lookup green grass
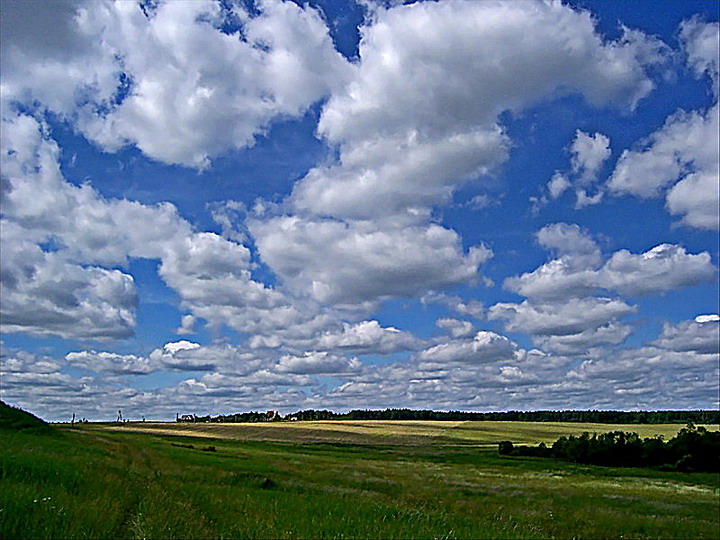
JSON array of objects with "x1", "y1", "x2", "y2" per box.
[
  {"x1": 0, "y1": 401, "x2": 54, "y2": 433},
  {"x1": 2, "y1": 421, "x2": 719, "y2": 539}
]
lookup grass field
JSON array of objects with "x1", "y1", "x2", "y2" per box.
[
  {"x1": 97, "y1": 419, "x2": 714, "y2": 446},
  {"x1": 2, "y1": 420, "x2": 719, "y2": 539}
]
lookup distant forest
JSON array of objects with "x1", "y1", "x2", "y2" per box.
[{"x1": 188, "y1": 408, "x2": 720, "y2": 424}]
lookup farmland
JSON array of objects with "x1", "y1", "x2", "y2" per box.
[
  {"x1": 2, "y1": 419, "x2": 719, "y2": 539},
  {"x1": 98, "y1": 419, "x2": 708, "y2": 446}
]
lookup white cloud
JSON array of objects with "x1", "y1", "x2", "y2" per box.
[
  {"x1": 547, "y1": 172, "x2": 571, "y2": 200},
  {"x1": 292, "y1": 1, "x2": 662, "y2": 222},
  {"x1": 607, "y1": 20, "x2": 719, "y2": 230},
  {"x1": 290, "y1": 127, "x2": 509, "y2": 220},
  {"x1": 1, "y1": 222, "x2": 137, "y2": 340},
  {"x1": 599, "y1": 244, "x2": 716, "y2": 297},
  {"x1": 276, "y1": 351, "x2": 361, "y2": 375},
  {"x1": 498, "y1": 223, "x2": 715, "y2": 355},
  {"x1": 607, "y1": 105, "x2": 719, "y2": 200},
  {"x1": 421, "y1": 292, "x2": 485, "y2": 319},
  {"x1": 542, "y1": 131, "x2": 611, "y2": 209},
  {"x1": 65, "y1": 350, "x2": 156, "y2": 375},
  {"x1": 534, "y1": 322, "x2": 632, "y2": 355},
  {"x1": 1, "y1": 3, "x2": 716, "y2": 419},
  {"x1": 249, "y1": 1, "x2": 666, "y2": 309},
  {"x1": 570, "y1": 130, "x2": 611, "y2": 185},
  {"x1": 665, "y1": 168, "x2": 720, "y2": 230},
  {"x1": 313, "y1": 320, "x2": 420, "y2": 355},
  {"x1": 489, "y1": 297, "x2": 636, "y2": 337},
  {"x1": 0, "y1": 111, "x2": 330, "y2": 343},
  {"x1": 249, "y1": 216, "x2": 492, "y2": 307},
  {"x1": 535, "y1": 223, "x2": 601, "y2": 266},
  {"x1": 574, "y1": 188, "x2": 604, "y2": 209},
  {"x1": 418, "y1": 331, "x2": 517, "y2": 364},
  {"x1": 651, "y1": 316, "x2": 720, "y2": 354},
  {"x1": 2, "y1": 0, "x2": 351, "y2": 168},
  {"x1": 176, "y1": 314, "x2": 197, "y2": 335},
  {"x1": 435, "y1": 318, "x2": 476, "y2": 339},
  {"x1": 505, "y1": 224, "x2": 715, "y2": 301},
  {"x1": 1, "y1": 348, "x2": 62, "y2": 375},
  {"x1": 681, "y1": 18, "x2": 719, "y2": 94},
  {"x1": 145, "y1": 340, "x2": 273, "y2": 374}
]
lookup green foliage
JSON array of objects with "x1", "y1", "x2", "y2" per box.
[{"x1": 501, "y1": 424, "x2": 720, "y2": 472}]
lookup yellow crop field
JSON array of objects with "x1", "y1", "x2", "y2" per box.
[{"x1": 96, "y1": 420, "x2": 718, "y2": 446}]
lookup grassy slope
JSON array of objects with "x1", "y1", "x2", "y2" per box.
[
  {"x1": 1, "y1": 421, "x2": 719, "y2": 539},
  {"x1": 0, "y1": 401, "x2": 53, "y2": 433}
]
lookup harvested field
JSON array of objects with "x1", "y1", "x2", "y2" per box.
[{"x1": 96, "y1": 419, "x2": 716, "y2": 446}]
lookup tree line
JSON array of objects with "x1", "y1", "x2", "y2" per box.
[
  {"x1": 498, "y1": 424, "x2": 720, "y2": 472},
  {"x1": 192, "y1": 408, "x2": 720, "y2": 424}
]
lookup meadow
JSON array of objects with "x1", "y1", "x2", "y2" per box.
[{"x1": 2, "y1": 419, "x2": 719, "y2": 539}]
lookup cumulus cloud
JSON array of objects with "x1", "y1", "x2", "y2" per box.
[
  {"x1": 570, "y1": 130, "x2": 611, "y2": 208},
  {"x1": 547, "y1": 172, "x2": 571, "y2": 200},
  {"x1": 505, "y1": 224, "x2": 715, "y2": 301},
  {"x1": 148, "y1": 340, "x2": 216, "y2": 371},
  {"x1": 540, "y1": 130, "x2": 611, "y2": 210},
  {"x1": 0, "y1": 110, "x2": 332, "y2": 343},
  {"x1": 607, "y1": 105, "x2": 719, "y2": 225},
  {"x1": 276, "y1": 351, "x2": 361, "y2": 375},
  {"x1": 421, "y1": 292, "x2": 485, "y2": 319},
  {"x1": 249, "y1": 1, "x2": 666, "y2": 307},
  {"x1": 607, "y1": 19, "x2": 719, "y2": 230},
  {"x1": 0, "y1": 223, "x2": 138, "y2": 340},
  {"x1": 566, "y1": 317, "x2": 720, "y2": 393},
  {"x1": 1, "y1": 348, "x2": 62, "y2": 375},
  {"x1": 2, "y1": 0, "x2": 351, "y2": 168},
  {"x1": 651, "y1": 316, "x2": 720, "y2": 354},
  {"x1": 312, "y1": 320, "x2": 420, "y2": 355},
  {"x1": 176, "y1": 314, "x2": 197, "y2": 335},
  {"x1": 287, "y1": 1, "x2": 663, "y2": 220},
  {"x1": 65, "y1": 350, "x2": 156, "y2": 375},
  {"x1": 571, "y1": 131, "x2": 612, "y2": 184},
  {"x1": 496, "y1": 223, "x2": 715, "y2": 354},
  {"x1": 1, "y1": 3, "x2": 715, "y2": 419},
  {"x1": 435, "y1": 318, "x2": 476, "y2": 339},
  {"x1": 534, "y1": 323, "x2": 633, "y2": 355},
  {"x1": 249, "y1": 216, "x2": 492, "y2": 307},
  {"x1": 536, "y1": 223, "x2": 601, "y2": 266},
  {"x1": 419, "y1": 331, "x2": 517, "y2": 364},
  {"x1": 681, "y1": 17, "x2": 719, "y2": 93},
  {"x1": 599, "y1": 244, "x2": 716, "y2": 296},
  {"x1": 489, "y1": 297, "x2": 636, "y2": 337}
]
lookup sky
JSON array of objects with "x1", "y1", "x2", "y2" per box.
[{"x1": 0, "y1": 0, "x2": 718, "y2": 422}]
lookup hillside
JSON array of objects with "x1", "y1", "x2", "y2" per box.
[{"x1": 0, "y1": 401, "x2": 53, "y2": 433}]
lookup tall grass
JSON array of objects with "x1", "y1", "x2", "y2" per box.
[{"x1": 2, "y1": 423, "x2": 718, "y2": 539}]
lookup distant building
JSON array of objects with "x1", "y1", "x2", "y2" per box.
[
  {"x1": 177, "y1": 414, "x2": 195, "y2": 422},
  {"x1": 265, "y1": 410, "x2": 279, "y2": 421}
]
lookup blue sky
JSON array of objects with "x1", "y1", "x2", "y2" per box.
[{"x1": 1, "y1": 0, "x2": 718, "y2": 421}]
